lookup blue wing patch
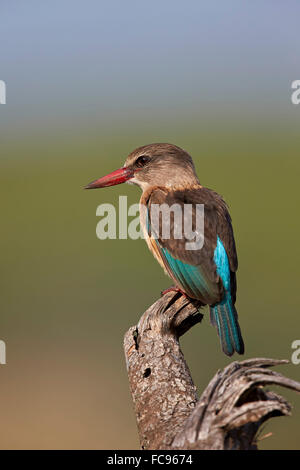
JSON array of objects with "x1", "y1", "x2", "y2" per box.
[
  {"x1": 159, "y1": 244, "x2": 214, "y2": 299},
  {"x1": 213, "y1": 236, "x2": 231, "y2": 291},
  {"x1": 210, "y1": 236, "x2": 244, "y2": 355}
]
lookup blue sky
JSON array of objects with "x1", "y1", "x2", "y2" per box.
[{"x1": 0, "y1": 1, "x2": 299, "y2": 136}]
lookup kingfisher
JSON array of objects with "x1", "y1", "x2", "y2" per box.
[{"x1": 85, "y1": 143, "x2": 244, "y2": 356}]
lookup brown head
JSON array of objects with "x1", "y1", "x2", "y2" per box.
[{"x1": 85, "y1": 143, "x2": 200, "y2": 191}]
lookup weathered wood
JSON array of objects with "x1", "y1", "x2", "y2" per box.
[{"x1": 124, "y1": 292, "x2": 300, "y2": 450}]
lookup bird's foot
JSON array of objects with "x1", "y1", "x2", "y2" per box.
[{"x1": 161, "y1": 286, "x2": 188, "y2": 298}]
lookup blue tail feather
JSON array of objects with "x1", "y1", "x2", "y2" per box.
[{"x1": 210, "y1": 292, "x2": 244, "y2": 356}]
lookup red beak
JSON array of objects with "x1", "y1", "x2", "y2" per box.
[{"x1": 84, "y1": 166, "x2": 134, "y2": 189}]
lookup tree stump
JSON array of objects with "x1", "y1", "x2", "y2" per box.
[{"x1": 124, "y1": 291, "x2": 300, "y2": 450}]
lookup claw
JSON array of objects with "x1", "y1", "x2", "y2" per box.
[{"x1": 161, "y1": 286, "x2": 189, "y2": 298}]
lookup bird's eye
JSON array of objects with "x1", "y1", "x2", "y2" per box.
[{"x1": 135, "y1": 155, "x2": 150, "y2": 168}]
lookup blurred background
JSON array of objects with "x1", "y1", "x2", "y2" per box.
[{"x1": 0, "y1": 0, "x2": 299, "y2": 449}]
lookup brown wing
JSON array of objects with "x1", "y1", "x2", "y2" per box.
[{"x1": 144, "y1": 186, "x2": 238, "y2": 304}]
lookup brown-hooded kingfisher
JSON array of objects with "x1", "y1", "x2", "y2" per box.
[{"x1": 85, "y1": 143, "x2": 244, "y2": 357}]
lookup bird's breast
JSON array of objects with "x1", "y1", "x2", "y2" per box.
[{"x1": 139, "y1": 195, "x2": 169, "y2": 275}]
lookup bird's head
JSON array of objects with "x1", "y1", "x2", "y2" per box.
[{"x1": 85, "y1": 143, "x2": 200, "y2": 191}]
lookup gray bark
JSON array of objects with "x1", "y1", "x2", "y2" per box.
[{"x1": 124, "y1": 291, "x2": 300, "y2": 450}]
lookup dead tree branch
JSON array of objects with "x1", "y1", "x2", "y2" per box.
[{"x1": 123, "y1": 291, "x2": 300, "y2": 450}]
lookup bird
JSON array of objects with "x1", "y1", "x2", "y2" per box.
[{"x1": 85, "y1": 143, "x2": 244, "y2": 356}]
